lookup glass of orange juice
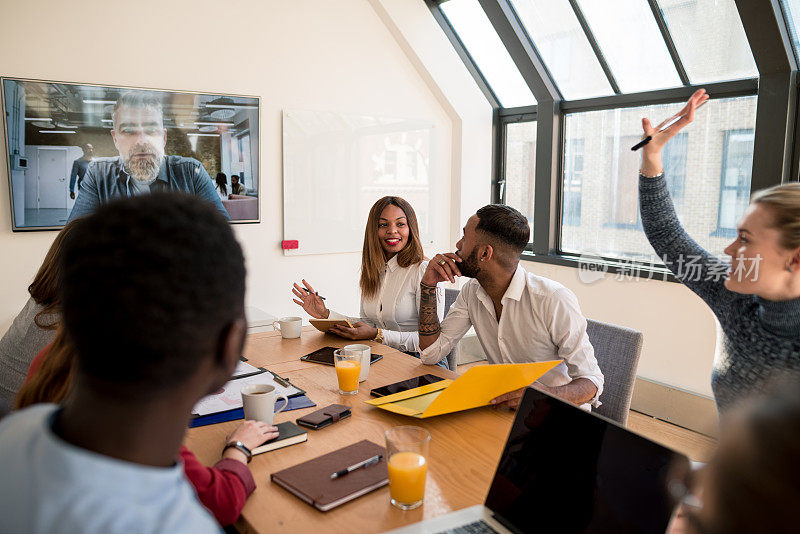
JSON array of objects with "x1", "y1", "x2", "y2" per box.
[
  {"x1": 334, "y1": 349, "x2": 361, "y2": 395},
  {"x1": 385, "y1": 426, "x2": 430, "y2": 510}
]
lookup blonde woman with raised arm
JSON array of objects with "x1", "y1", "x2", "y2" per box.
[{"x1": 639, "y1": 89, "x2": 800, "y2": 413}]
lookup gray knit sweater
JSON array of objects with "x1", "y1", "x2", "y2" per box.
[
  {"x1": 0, "y1": 298, "x2": 58, "y2": 408},
  {"x1": 640, "y1": 173, "x2": 800, "y2": 412}
]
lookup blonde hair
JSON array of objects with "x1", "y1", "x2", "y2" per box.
[
  {"x1": 751, "y1": 183, "x2": 800, "y2": 250},
  {"x1": 360, "y1": 197, "x2": 425, "y2": 298}
]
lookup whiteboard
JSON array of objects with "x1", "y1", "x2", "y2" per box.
[{"x1": 282, "y1": 109, "x2": 438, "y2": 256}]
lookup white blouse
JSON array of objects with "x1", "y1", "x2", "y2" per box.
[{"x1": 329, "y1": 256, "x2": 444, "y2": 354}]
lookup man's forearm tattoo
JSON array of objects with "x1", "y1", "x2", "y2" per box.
[{"x1": 419, "y1": 282, "x2": 441, "y2": 337}]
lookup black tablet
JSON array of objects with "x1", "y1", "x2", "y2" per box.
[
  {"x1": 300, "y1": 346, "x2": 383, "y2": 366},
  {"x1": 369, "y1": 374, "x2": 446, "y2": 397}
]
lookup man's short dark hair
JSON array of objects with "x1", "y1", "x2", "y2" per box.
[
  {"x1": 475, "y1": 204, "x2": 530, "y2": 253},
  {"x1": 60, "y1": 193, "x2": 245, "y2": 397},
  {"x1": 113, "y1": 91, "x2": 164, "y2": 128}
]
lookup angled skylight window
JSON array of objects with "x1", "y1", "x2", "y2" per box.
[
  {"x1": 509, "y1": 0, "x2": 614, "y2": 99},
  {"x1": 441, "y1": 0, "x2": 537, "y2": 107}
]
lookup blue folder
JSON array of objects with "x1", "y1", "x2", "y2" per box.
[{"x1": 190, "y1": 394, "x2": 316, "y2": 428}]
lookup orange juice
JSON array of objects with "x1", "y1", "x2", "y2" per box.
[
  {"x1": 335, "y1": 360, "x2": 361, "y2": 393},
  {"x1": 388, "y1": 452, "x2": 427, "y2": 505}
]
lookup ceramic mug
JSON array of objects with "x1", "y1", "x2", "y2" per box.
[
  {"x1": 241, "y1": 384, "x2": 289, "y2": 424},
  {"x1": 272, "y1": 316, "x2": 302, "y2": 339}
]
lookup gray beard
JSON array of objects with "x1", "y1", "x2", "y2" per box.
[{"x1": 124, "y1": 154, "x2": 161, "y2": 183}]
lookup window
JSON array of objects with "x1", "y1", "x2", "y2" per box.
[
  {"x1": 560, "y1": 96, "x2": 756, "y2": 263},
  {"x1": 605, "y1": 133, "x2": 687, "y2": 228},
  {"x1": 440, "y1": 0, "x2": 537, "y2": 107},
  {"x1": 562, "y1": 138, "x2": 584, "y2": 226},
  {"x1": 779, "y1": 0, "x2": 800, "y2": 60},
  {"x1": 429, "y1": 0, "x2": 780, "y2": 279},
  {"x1": 509, "y1": 0, "x2": 613, "y2": 99},
  {"x1": 575, "y1": 0, "x2": 682, "y2": 92},
  {"x1": 503, "y1": 120, "x2": 537, "y2": 226},
  {"x1": 659, "y1": 0, "x2": 757, "y2": 83},
  {"x1": 716, "y1": 129, "x2": 755, "y2": 234}
]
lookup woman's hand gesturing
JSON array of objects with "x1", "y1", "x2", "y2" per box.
[{"x1": 291, "y1": 279, "x2": 328, "y2": 319}]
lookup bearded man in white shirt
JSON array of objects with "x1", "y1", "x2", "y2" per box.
[{"x1": 418, "y1": 204, "x2": 603, "y2": 410}]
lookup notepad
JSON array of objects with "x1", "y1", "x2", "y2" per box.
[
  {"x1": 366, "y1": 361, "x2": 562, "y2": 418},
  {"x1": 271, "y1": 440, "x2": 388, "y2": 511},
  {"x1": 253, "y1": 421, "x2": 308, "y2": 455},
  {"x1": 309, "y1": 318, "x2": 353, "y2": 332}
]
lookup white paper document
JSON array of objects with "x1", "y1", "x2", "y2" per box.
[{"x1": 192, "y1": 370, "x2": 302, "y2": 416}]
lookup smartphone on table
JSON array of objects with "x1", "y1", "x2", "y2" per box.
[{"x1": 300, "y1": 346, "x2": 383, "y2": 366}]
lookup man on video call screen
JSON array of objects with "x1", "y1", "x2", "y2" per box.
[{"x1": 68, "y1": 91, "x2": 229, "y2": 221}]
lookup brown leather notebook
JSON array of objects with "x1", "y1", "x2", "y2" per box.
[{"x1": 270, "y1": 440, "x2": 388, "y2": 511}]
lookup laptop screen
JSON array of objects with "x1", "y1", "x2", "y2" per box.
[{"x1": 485, "y1": 389, "x2": 690, "y2": 534}]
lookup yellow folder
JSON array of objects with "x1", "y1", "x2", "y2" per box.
[{"x1": 365, "y1": 361, "x2": 561, "y2": 418}]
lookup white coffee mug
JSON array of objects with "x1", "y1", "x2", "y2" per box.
[
  {"x1": 272, "y1": 316, "x2": 302, "y2": 339},
  {"x1": 344, "y1": 343, "x2": 371, "y2": 382},
  {"x1": 241, "y1": 384, "x2": 289, "y2": 424}
]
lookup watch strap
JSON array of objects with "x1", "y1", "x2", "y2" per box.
[{"x1": 223, "y1": 440, "x2": 252, "y2": 463}]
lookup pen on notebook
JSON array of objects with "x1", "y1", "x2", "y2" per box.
[
  {"x1": 330, "y1": 454, "x2": 382, "y2": 479},
  {"x1": 631, "y1": 100, "x2": 707, "y2": 151}
]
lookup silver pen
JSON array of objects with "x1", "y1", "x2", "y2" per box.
[{"x1": 330, "y1": 454, "x2": 383, "y2": 479}]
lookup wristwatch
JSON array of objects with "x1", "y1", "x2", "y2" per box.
[
  {"x1": 222, "y1": 440, "x2": 252, "y2": 463},
  {"x1": 374, "y1": 328, "x2": 384, "y2": 344}
]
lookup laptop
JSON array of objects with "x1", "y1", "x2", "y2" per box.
[{"x1": 385, "y1": 388, "x2": 690, "y2": 534}]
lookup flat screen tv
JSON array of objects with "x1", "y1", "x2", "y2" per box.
[{"x1": 1, "y1": 77, "x2": 260, "y2": 230}]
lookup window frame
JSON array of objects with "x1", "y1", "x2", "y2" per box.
[
  {"x1": 427, "y1": 0, "x2": 797, "y2": 281},
  {"x1": 714, "y1": 128, "x2": 757, "y2": 237}
]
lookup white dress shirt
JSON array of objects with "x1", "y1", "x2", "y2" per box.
[
  {"x1": 420, "y1": 266, "x2": 604, "y2": 408},
  {"x1": 330, "y1": 256, "x2": 444, "y2": 354},
  {"x1": 0, "y1": 404, "x2": 220, "y2": 534}
]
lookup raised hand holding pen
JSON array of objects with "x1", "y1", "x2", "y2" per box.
[
  {"x1": 639, "y1": 89, "x2": 709, "y2": 178},
  {"x1": 291, "y1": 278, "x2": 329, "y2": 319}
]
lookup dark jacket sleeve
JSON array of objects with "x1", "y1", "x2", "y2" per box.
[
  {"x1": 67, "y1": 165, "x2": 100, "y2": 221},
  {"x1": 639, "y1": 173, "x2": 736, "y2": 316},
  {"x1": 69, "y1": 161, "x2": 79, "y2": 193},
  {"x1": 180, "y1": 446, "x2": 255, "y2": 526}
]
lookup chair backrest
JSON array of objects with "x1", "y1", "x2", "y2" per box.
[
  {"x1": 585, "y1": 319, "x2": 643, "y2": 426},
  {"x1": 442, "y1": 289, "x2": 461, "y2": 370}
]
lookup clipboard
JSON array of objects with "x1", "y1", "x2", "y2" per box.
[
  {"x1": 365, "y1": 361, "x2": 561, "y2": 418},
  {"x1": 192, "y1": 367, "x2": 306, "y2": 418}
]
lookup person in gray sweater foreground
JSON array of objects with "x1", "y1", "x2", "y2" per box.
[
  {"x1": 0, "y1": 222, "x2": 76, "y2": 407},
  {"x1": 639, "y1": 89, "x2": 800, "y2": 413}
]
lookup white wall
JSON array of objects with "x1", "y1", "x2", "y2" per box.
[
  {"x1": 0, "y1": 0, "x2": 455, "y2": 332},
  {"x1": 521, "y1": 262, "x2": 718, "y2": 397}
]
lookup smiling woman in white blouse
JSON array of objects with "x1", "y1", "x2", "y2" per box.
[{"x1": 292, "y1": 196, "x2": 448, "y2": 368}]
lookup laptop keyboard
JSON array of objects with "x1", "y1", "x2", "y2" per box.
[{"x1": 437, "y1": 520, "x2": 500, "y2": 534}]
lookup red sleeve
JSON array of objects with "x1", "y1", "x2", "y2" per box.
[
  {"x1": 25, "y1": 343, "x2": 52, "y2": 383},
  {"x1": 180, "y1": 446, "x2": 256, "y2": 526}
]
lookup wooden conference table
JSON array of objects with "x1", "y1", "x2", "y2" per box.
[{"x1": 184, "y1": 326, "x2": 515, "y2": 534}]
